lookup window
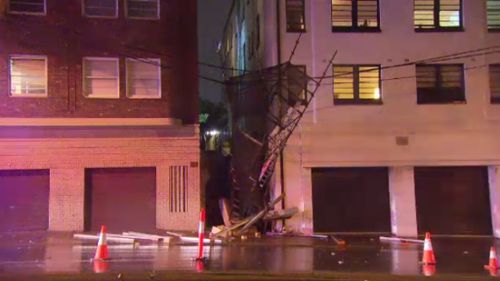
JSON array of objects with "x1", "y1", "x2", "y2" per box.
[
  {"x1": 82, "y1": 57, "x2": 119, "y2": 98},
  {"x1": 256, "y1": 15, "x2": 261, "y2": 50},
  {"x1": 332, "y1": 0, "x2": 379, "y2": 31},
  {"x1": 416, "y1": 64, "x2": 465, "y2": 104},
  {"x1": 490, "y1": 64, "x2": 500, "y2": 103},
  {"x1": 488, "y1": 0, "x2": 500, "y2": 30},
  {"x1": 333, "y1": 65, "x2": 381, "y2": 104},
  {"x1": 83, "y1": 0, "x2": 118, "y2": 18},
  {"x1": 286, "y1": 0, "x2": 306, "y2": 32},
  {"x1": 125, "y1": 0, "x2": 159, "y2": 19},
  {"x1": 414, "y1": 0, "x2": 462, "y2": 31},
  {"x1": 126, "y1": 58, "x2": 161, "y2": 99},
  {"x1": 10, "y1": 56, "x2": 47, "y2": 97},
  {"x1": 8, "y1": 0, "x2": 45, "y2": 14}
]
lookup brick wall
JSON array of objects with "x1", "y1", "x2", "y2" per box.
[
  {"x1": 0, "y1": 0, "x2": 198, "y2": 124},
  {"x1": 0, "y1": 125, "x2": 201, "y2": 232}
]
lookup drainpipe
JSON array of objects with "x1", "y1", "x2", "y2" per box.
[{"x1": 276, "y1": 0, "x2": 286, "y2": 224}]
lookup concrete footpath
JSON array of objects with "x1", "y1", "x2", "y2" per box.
[{"x1": 0, "y1": 232, "x2": 499, "y2": 280}]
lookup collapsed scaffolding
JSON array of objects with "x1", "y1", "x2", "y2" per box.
[{"x1": 219, "y1": 54, "x2": 336, "y2": 236}]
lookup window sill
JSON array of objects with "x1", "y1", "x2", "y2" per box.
[
  {"x1": 8, "y1": 11, "x2": 46, "y2": 16},
  {"x1": 127, "y1": 95, "x2": 162, "y2": 99},
  {"x1": 84, "y1": 95, "x2": 120, "y2": 99},
  {"x1": 332, "y1": 27, "x2": 381, "y2": 33},
  {"x1": 334, "y1": 99, "x2": 383, "y2": 105},
  {"x1": 83, "y1": 14, "x2": 119, "y2": 19},
  {"x1": 417, "y1": 100, "x2": 467, "y2": 105},
  {"x1": 414, "y1": 27, "x2": 464, "y2": 32},
  {"x1": 126, "y1": 16, "x2": 160, "y2": 21},
  {"x1": 287, "y1": 29, "x2": 306, "y2": 33},
  {"x1": 10, "y1": 93, "x2": 47, "y2": 98}
]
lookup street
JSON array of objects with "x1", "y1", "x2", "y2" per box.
[{"x1": 0, "y1": 232, "x2": 498, "y2": 280}]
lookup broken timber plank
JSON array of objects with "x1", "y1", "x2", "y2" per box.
[
  {"x1": 121, "y1": 232, "x2": 173, "y2": 243},
  {"x1": 73, "y1": 233, "x2": 136, "y2": 244},
  {"x1": 380, "y1": 236, "x2": 424, "y2": 244}
]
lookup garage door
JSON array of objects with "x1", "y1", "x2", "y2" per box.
[
  {"x1": 0, "y1": 170, "x2": 49, "y2": 232},
  {"x1": 312, "y1": 167, "x2": 391, "y2": 233},
  {"x1": 85, "y1": 168, "x2": 156, "y2": 232},
  {"x1": 415, "y1": 167, "x2": 492, "y2": 235}
]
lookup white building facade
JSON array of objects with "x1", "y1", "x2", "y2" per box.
[{"x1": 222, "y1": 0, "x2": 500, "y2": 238}]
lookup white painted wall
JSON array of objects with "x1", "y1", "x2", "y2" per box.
[{"x1": 274, "y1": 0, "x2": 500, "y2": 233}]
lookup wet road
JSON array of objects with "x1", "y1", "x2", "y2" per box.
[{"x1": 0, "y1": 232, "x2": 498, "y2": 280}]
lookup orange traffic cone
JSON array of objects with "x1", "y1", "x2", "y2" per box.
[
  {"x1": 484, "y1": 246, "x2": 499, "y2": 271},
  {"x1": 94, "y1": 225, "x2": 109, "y2": 261},
  {"x1": 421, "y1": 232, "x2": 436, "y2": 265},
  {"x1": 422, "y1": 265, "x2": 436, "y2": 276}
]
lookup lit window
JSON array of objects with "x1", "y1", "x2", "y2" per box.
[
  {"x1": 8, "y1": 0, "x2": 45, "y2": 14},
  {"x1": 126, "y1": 58, "x2": 161, "y2": 99},
  {"x1": 83, "y1": 57, "x2": 119, "y2": 98},
  {"x1": 126, "y1": 0, "x2": 159, "y2": 19},
  {"x1": 490, "y1": 64, "x2": 500, "y2": 103},
  {"x1": 333, "y1": 65, "x2": 382, "y2": 104},
  {"x1": 414, "y1": 0, "x2": 462, "y2": 31},
  {"x1": 416, "y1": 64, "x2": 465, "y2": 104},
  {"x1": 83, "y1": 0, "x2": 118, "y2": 18},
  {"x1": 10, "y1": 56, "x2": 47, "y2": 97},
  {"x1": 488, "y1": 0, "x2": 500, "y2": 30},
  {"x1": 286, "y1": 0, "x2": 306, "y2": 32},
  {"x1": 332, "y1": 0, "x2": 379, "y2": 31}
]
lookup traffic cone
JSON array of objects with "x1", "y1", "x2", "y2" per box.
[
  {"x1": 484, "y1": 246, "x2": 499, "y2": 271},
  {"x1": 421, "y1": 232, "x2": 436, "y2": 265},
  {"x1": 94, "y1": 225, "x2": 109, "y2": 261},
  {"x1": 195, "y1": 208, "x2": 207, "y2": 261},
  {"x1": 422, "y1": 265, "x2": 436, "y2": 276}
]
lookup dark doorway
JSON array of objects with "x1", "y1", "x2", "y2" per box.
[
  {"x1": 415, "y1": 166, "x2": 492, "y2": 235},
  {"x1": 312, "y1": 167, "x2": 391, "y2": 233},
  {"x1": 85, "y1": 167, "x2": 156, "y2": 232},
  {"x1": 0, "y1": 170, "x2": 49, "y2": 232}
]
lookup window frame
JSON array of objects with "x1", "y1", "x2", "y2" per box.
[
  {"x1": 414, "y1": 0, "x2": 464, "y2": 32},
  {"x1": 125, "y1": 58, "x2": 162, "y2": 99},
  {"x1": 82, "y1": 57, "x2": 120, "y2": 99},
  {"x1": 8, "y1": 0, "x2": 46, "y2": 15},
  {"x1": 82, "y1": 0, "x2": 119, "y2": 19},
  {"x1": 489, "y1": 64, "x2": 500, "y2": 104},
  {"x1": 487, "y1": 0, "x2": 500, "y2": 31},
  {"x1": 9, "y1": 55, "x2": 48, "y2": 98},
  {"x1": 331, "y1": 0, "x2": 381, "y2": 32},
  {"x1": 125, "y1": 0, "x2": 160, "y2": 20},
  {"x1": 332, "y1": 64, "x2": 383, "y2": 105},
  {"x1": 416, "y1": 64, "x2": 466, "y2": 105},
  {"x1": 286, "y1": 0, "x2": 306, "y2": 33}
]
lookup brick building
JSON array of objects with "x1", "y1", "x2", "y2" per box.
[{"x1": 0, "y1": 0, "x2": 200, "y2": 232}]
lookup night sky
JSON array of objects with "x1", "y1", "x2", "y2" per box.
[{"x1": 198, "y1": 0, "x2": 232, "y2": 103}]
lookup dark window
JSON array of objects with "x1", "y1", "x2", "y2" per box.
[
  {"x1": 332, "y1": 0, "x2": 379, "y2": 32},
  {"x1": 416, "y1": 64, "x2": 465, "y2": 104},
  {"x1": 333, "y1": 65, "x2": 382, "y2": 105},
  {"x1": 490, "y1": 64, "x2": 500, "y2": 103},
  {"x1": 286, "y1": 0, "x2": 306, "y2": 32},
  {"x1": 9, "y1": 0, "x2": 45, "y2": 14},
  {"x1": 287, "y1": 65, "x2": 307, "y2": 105},
  {"x1": 256, "y1": 15, "x2": 261, "y2": 50},
  {"x1": 414, "y1": 0, "x2": 462, "y2": 31},
  {"x1": 126, "y1": 0, "x2": 159, "y2": 19},
  {"x1": 83, "y1": 0, "x2": 117, "y2": 18},
  {"x1": 488, "y1": 0, "x2": 500, "y2": 30}
]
